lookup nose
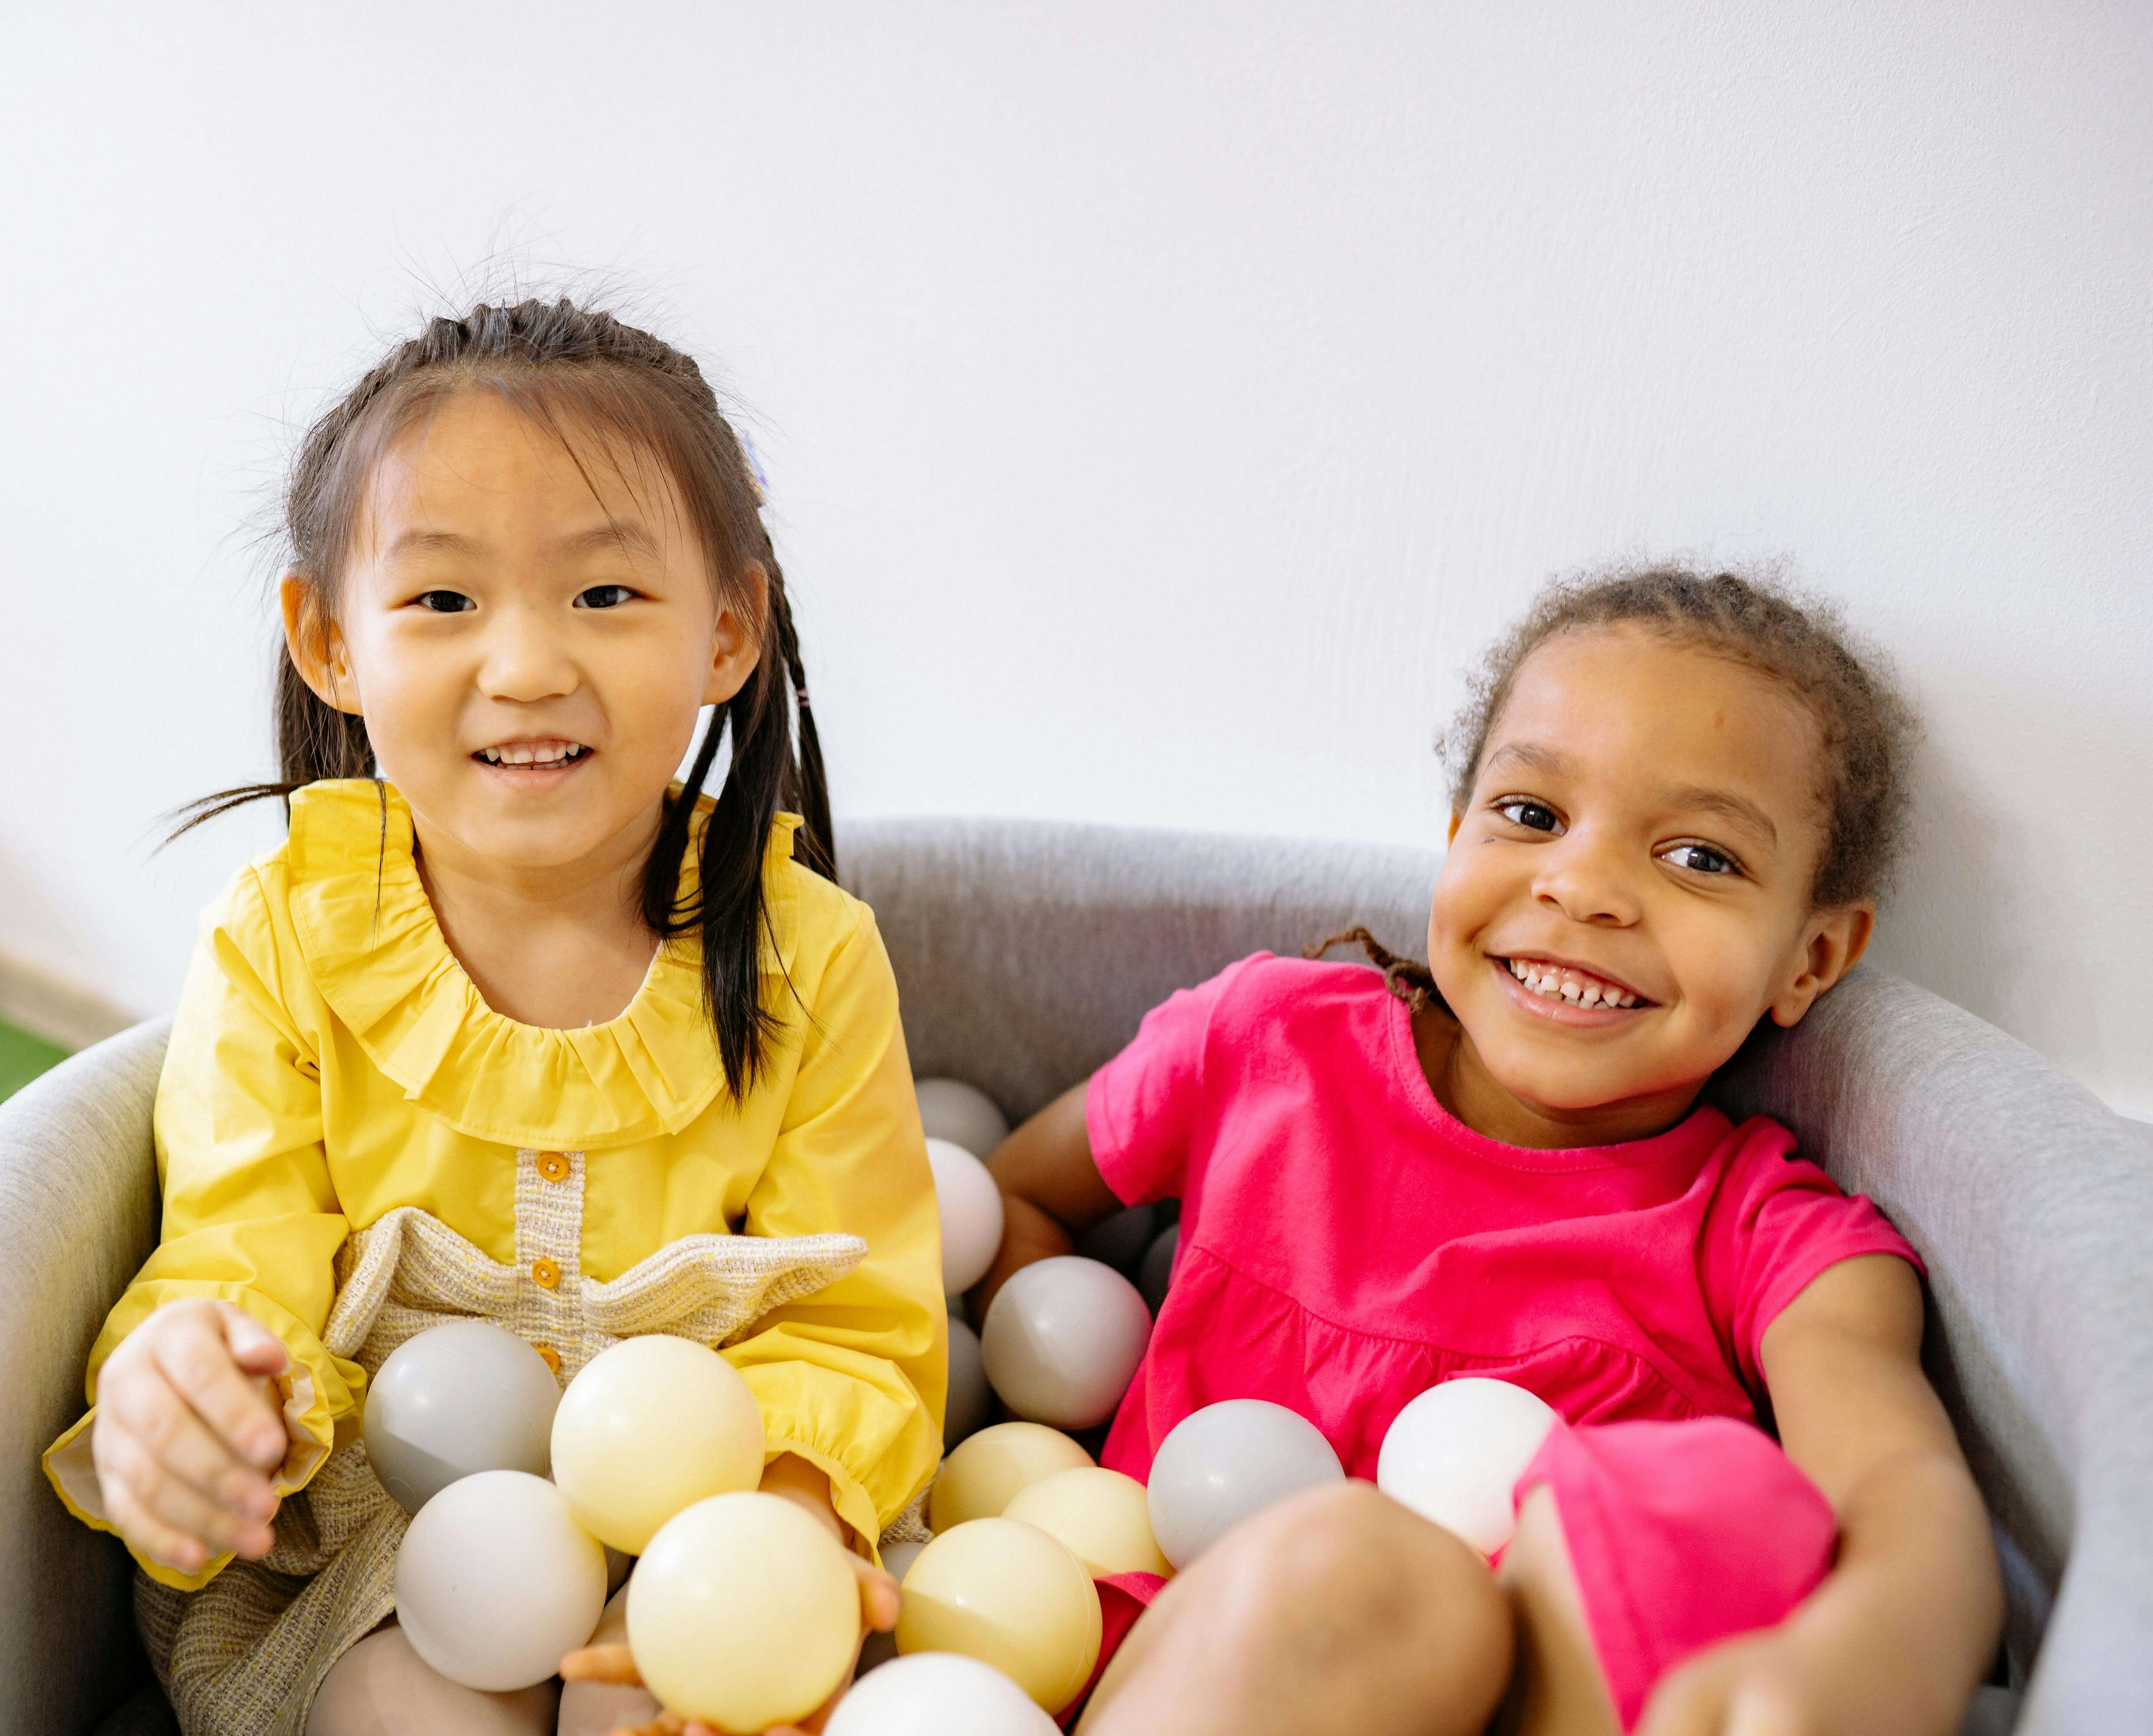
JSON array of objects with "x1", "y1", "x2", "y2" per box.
[
  {"x1": 1529, "y1": 826, "x2": 1641, "y2": 927},
  {"x1": 476, "y1": 602, "x2": 578, "y2": 704}
]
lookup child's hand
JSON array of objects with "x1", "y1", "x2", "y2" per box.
[
  {"x1": 1636, "y1": 1626, "x2": 1844, "y2": 1736},
  {"x1": 559, "y1": 1551, "x2": 901, "y2": 1736},
  {"x1": 89, "y1": 1298, "x2": 291, "y2": 1576}
]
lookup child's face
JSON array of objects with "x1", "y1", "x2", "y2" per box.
[
  {"x1": 1426, "y1": 628, "x2": 1871, "y2": 1140},
  {"x1": 286, "y1": 390, "x2": 760, "y2": 879}
]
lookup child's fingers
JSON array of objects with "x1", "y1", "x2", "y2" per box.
[
  {"x1": 150, "y1": 1307, "x2": 288, "y2": 1469},
  {"x1": 102, "y1": 1367, "x2": 278, "y2": 1520},
  {"x1": 99, "y1": 1424, "x2": 276, "y2": 1558},
  {"x1": 558, "y1": 1641, "x2": 642, "y2": 1685},
  {"x1": 849, "y1": 1557, "x2": 901, "y2": 1634},
  {"x1": 219, "y1": 1304, "x2": 292, "y2": 1377},
  {"x1": 101, "y1": 1478, "x2": 212, "y2": 1576}
]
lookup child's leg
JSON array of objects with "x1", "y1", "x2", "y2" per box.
[
  {"x1": 1075, "y1": 1482, "x2": 1511, "y2": 1736},
  {"x1": 1494, "y1": 1486, "x2": 1620, "y2": 1736},
  {"x1": 304, "y1": 1625, "x2": 559, "y2": 1736},
  {"x1": 556, "y1": 1586, "x2": 662, "y2": 1736}
]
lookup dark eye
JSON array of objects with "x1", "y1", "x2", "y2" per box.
[
  {"x1": 1495, "y1": 799, "x2": 1562, "y2": 834},
  {"x1": 575, "y1": 584, "x2": 636, "y2": 609},
  {"x1": 1661, "y1": 842, "x2": 1738, "y2": 875},
  {"x1": 414, "y1": 589, "x2": 474, "y2": 613}
]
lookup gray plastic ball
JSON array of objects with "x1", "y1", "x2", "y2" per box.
[
  {"x1": 1145, "y1": 1399, "x2": 1344, "y2": 1569},
  {"x1": 946, "y1": 1311, "x2": 992, "y2": 1450},
  {"x1": 1076, "y1": 1204, "x2": 1159, "y2": 1276},
  {"x1": 363, "y1": 1320, "x2": 562, "y2": 1513},
  {"x1": 1137, "y1": 1224, "x2": 1179, "y2": 1316},
  {"x1": 981, "y1": 1255, "x2": 1152, "y2": 1430},
  {"x1": 915, "y1": 1078, "x2": 1010, "y2": 1158}
]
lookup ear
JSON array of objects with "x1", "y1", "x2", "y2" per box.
[
  {"x1": 1447, "y1": 811, "x2": 1463, "y2": 845},
  {"x1": 703, "y1": 562, "x2": 769, "y2": 707},
  {"x1": 1767, "y1": 902, "x2": 1875, "y2": 1028},
  {"x1": 280, "y1": 575, "x2": 362, "y2": 715}
]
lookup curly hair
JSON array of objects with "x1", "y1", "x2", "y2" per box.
[{"x1": 1439, "y1": 565, "x2": 1921, "y2": 908}]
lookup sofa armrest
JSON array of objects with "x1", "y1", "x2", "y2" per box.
[
  {"x1": 1713, "y1": 969, "x2": 2153, "y2": 1735},
  {"x1": 0, "y1": 1019, "x2": 170, "y2": 1733}
]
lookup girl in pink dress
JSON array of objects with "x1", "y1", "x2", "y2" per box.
[{"x1": 977, "y1": 568, "x2": 2002, "y2": 1736}]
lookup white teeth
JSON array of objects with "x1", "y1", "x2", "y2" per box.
[
  {"x1": 1504, "y1": 959, "x2": 1641, "y2": 1009},
  {"x1": 1578, "y1": 985, "x2": 1601, "y2": 1007},
  {"x1": 481, "y1": 743, "x2": 583, "y2": 766}
]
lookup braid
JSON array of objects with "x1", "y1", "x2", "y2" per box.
[{"x1": 1304, "y1": 926, "x2": 1443, "y2": 1014}]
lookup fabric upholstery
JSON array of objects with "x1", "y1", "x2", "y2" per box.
[
  {"x1": 6, "y1": 818, "x2": 2145, "y2": 1733},
  {"x1": 0, "y1": 1019, "x2": 171, "y2": 1733}
]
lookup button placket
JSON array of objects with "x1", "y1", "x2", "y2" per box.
[{"x1": 514, "y1": 1147, "x2": 588, "y2": 1378}]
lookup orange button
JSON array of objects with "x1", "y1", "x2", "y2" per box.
[
  {"x1": 535, "y1": 1344, "x2": 562, "y2": 1376},
  {"x1": 531, "y1": 1257, "x2": 562, "y2": 1290},
  {"x1": 536, "y1": 1152, "x2": 570, "y2": 1184}
]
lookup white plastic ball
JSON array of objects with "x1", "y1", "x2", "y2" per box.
[
  {"x1": 927, "y1": 1138, "x2": 1006, "y2": 1296},
  {"x1": 916, "y1": 1078, "x2": 1010, "y2": 1157},
  {"x1": 393, "y1": 1469, "x2": 606, "y2": 1690},
  {"x1": 980, "y1": 1256, "x2": 1151, "y2": 1430},
  {"x1": 549, "y1": 1335, "x2": 766, "y2": 1553},
  {"x1": 362, "y1": 1320, "x2": 562, "y2": 1513},
  {"x1": 946, "y1": 1312, "x2": 991, "y2": 1450},
  {"x1": 1137, "y1": 1224, "x2": 1179, "y2": 1316},
  {"x1": 828, "y1": 1651, "x2": 1060, "y2": 1736},
  {"x1": 1375, "y1": 1378, "x2": 1558, "y2": 1556},
  {"x1": 628, "y1": 1491, "x2": 860, "y2": 1731},
  {"x1": 1146, "y1": 1399, "x2": 1344, "y2": 1570}
]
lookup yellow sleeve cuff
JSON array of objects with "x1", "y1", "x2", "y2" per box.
[{"x1": 763, "y1": 1435, "x2": 893, "y2": 1568}]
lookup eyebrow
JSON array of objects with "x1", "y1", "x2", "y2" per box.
[
  {"x1": 383, "y1": 521, "x2": 662, "y2": 562},
  {"x1": 1483, "y1": 741, "x2": 1781, "y2": 850}
]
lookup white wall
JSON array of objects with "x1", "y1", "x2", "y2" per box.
[{"x1": 2, "y1": 2, "x2": 2148, "y2": 1117}]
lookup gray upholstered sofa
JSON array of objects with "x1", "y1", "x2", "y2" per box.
[{"x1": 4, "y1": 819, "x2": 2147, "y2": 1734}]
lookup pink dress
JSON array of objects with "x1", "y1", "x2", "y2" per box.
[{"x1": 1070, "y1": 954, "x2": 1920, "y2": 1728}]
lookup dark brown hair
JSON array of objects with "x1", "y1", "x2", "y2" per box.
[
  {"x1": 1440, "y1": 564, "x2": 1920, "y2": 907},
  {"x1": 177, "y1": 297, "x2": 833, "y2": 1096}
]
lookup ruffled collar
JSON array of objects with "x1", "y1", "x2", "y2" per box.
[{"x1": 286, "y1": 779, "x2": 802, "y2": 1148}]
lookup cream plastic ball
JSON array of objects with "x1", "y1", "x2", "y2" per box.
[
  {"x1": 393, "y1": 1470, "x2": 606, "y2": 1690},
  {"x1": 829, "y1": 1651, "x2": 1060, "y2": 1736},
  {"x1": 927, "y1": 1138, "x2": 1006, "y2": 1296},
  {"x1": 549, "y1": 1335, "x2": 765, "y2": 1553},
  {"x1": 930, "y1": 1421, "x2": 1095, "y2": 1532},
  {"x1": 1146, "y1": 1399, "x2": 1344, "y2": 1570},
  {"x1": 915, "y1": 1078, "x2": 1010, "y2": 1158},
  {"x1": 895, "y1": 1518, "x2": 1101, "y2": 1711},
  {"x1": 980, "y1": 1256, "x2": 1151, "y2": 1430},
  {"x1": 628, "y1": 1491, "x2": 859, "y2": 1731},
  {"x1": 1375, "y1": 1377, "x2": 1558, "y2": 1556},
  {"x1": 946, "y1": 1312, "x2": 991, "y2": 1450},
  {"x1": 1005, "y1": 1466, "x2": 1171, "y2": 1578},
  {"x1": 363, "y1": 1320, "x2": 561, "y2": 1513}
]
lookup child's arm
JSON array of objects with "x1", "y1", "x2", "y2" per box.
[
  {"x1": 971, "y1": 1080, "x2": 1124, "y2": 1315},
  {"x1": 1640, "y1": 1254, "x2": 2002, "y2": 1736}
]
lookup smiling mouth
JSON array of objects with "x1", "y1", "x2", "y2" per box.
[
  {"x1": 1495, "y1": 956, "x2": 1652, "y2": 1010},
  {"x1": 474, "y1": 741, "x2": 592, "y2": 769}
]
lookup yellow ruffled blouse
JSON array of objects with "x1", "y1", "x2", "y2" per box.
[{"x1": 45, "y1": 779, "x2": 946, "y2": 1588}]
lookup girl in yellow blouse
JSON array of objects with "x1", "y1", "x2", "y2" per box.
[{"x1": 43, "y1": 299, "x2": 944, "y2": 1736}]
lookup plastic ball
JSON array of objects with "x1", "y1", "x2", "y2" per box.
[
  {"x1": 980, "y1": 1256, "x2": 1151, "y2": 1430},
  {"x1": 916, "y1": 1078, "x2": 1010, "y2": 1158},
  {"x1": 1137, "y1": 1224, "x2": 1179, "y2": 1316},
  {"x1": 946, "y1": 1312, "x2": 991, "y2": 1450},
  {"x1": 1146, "y1": 1399, "x2": 1344, "y2": 1570},
  {"x1": 1376, "y1": 1377, "x2": 1558, "y2": 1556},
  {"x1": 628, "y1": 1491, "x2": 858, "y2": 1729},
  {"x1": 549, "y1": 1335, "x2": 765, "y2": 1553},
  {"x1": 1005, "y1": 1466, "x2": 1171, "y2": 1578},
  {"x1": 895, "y1": 1517, "x2": 1101, "y2": 1711},
  {"x1": 927, "y1": 1138, "x2": 1006, "y2": 1296},
  {"x1": 930, "y1": 1422, "x2": 1094, "y2": 1532},
  {"x1": 393, "y1": 1469, "x2": 606, "y2": 1690},
  {"x1": 362, "y1": 1320, "x2": 561, "y2": 1513},
  {"x1": 828, "y1": 1651, "x2": 1060, "y2": 1735},
  {"x1": 1075, "y1": 1204, "x2": 1159, "y2": 1275}
]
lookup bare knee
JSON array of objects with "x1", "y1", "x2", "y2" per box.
[
  {"x1": 307, "y1": 1625, "x2": 559, "y2": 1736},
  {"x1": 1208, "y1": 1481, "x2": 1510, "y2": 1673}
]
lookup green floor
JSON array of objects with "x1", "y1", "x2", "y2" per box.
[{"x1": 0, "y1": 1020, "x2": 70, "y2": 1104}]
